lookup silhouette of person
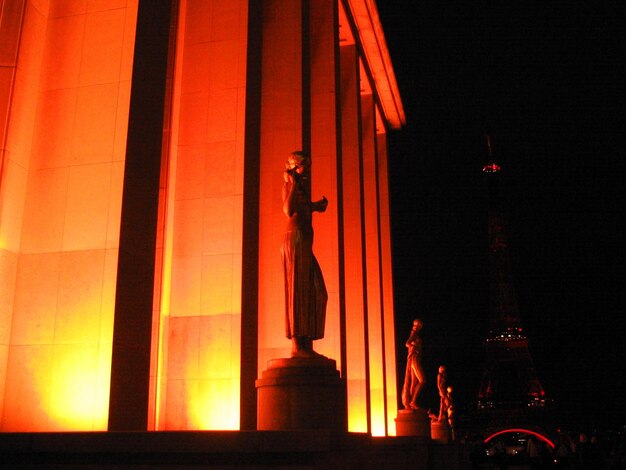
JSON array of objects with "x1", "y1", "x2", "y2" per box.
[
  {"x1": 281, "y1": 151, "x2": 328, "y2": 357},
  {"x1": 401, "y1": 319, "x2": 426, "y2": 409}
]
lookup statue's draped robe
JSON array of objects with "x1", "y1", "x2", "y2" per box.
[{"x1": 281, "y1": 181, "x2": 327, "y2": 339}]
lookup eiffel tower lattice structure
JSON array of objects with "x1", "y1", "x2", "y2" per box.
[{"x1": 474, "y1": 138, "x2": 551, "y2": 440}]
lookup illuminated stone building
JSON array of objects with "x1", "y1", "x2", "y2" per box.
[{"x1": 0, "y1": 0, "x2": 405, "y2": 436}]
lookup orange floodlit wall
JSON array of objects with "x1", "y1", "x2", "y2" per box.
[
  {"x1": 0, "y1": 0, "x2": 137, "y2": 430},
  {"x1": 0, "y1": 0, "x2": 25, "y2": 419},
  {"x1": 0, "y1": 0, "x2": 403, "y2": 435},
  {"x1": 155, "y1": 0, "x2": 248, "y2": 430}
]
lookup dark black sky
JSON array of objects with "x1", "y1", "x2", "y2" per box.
[{"x1": 376, "y1": 1, "x2": 625, "y2": 429}]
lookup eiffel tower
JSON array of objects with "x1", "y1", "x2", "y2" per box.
[{"x1": 476, "y1": 137, "x2": 548, "y2": 421}]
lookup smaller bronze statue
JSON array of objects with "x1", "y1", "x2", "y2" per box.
[
  {"x1": 446, "y1": 386, "x2": 455, "y2": 427},
  {"x1": 436, "y1": 365, "x2": 450, "y2": 421},
  {"x1": 401, "y1": 319, "x2": 426, "y2": 410},
  {"x1": 446, "y1": 385, "x2": 456, "y2": 439}
]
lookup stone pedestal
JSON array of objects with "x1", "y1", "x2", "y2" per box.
[
  {"x1": 395, "y1": 408, "x2": 431, "y2": 438},
  {"x1": 256, "y1": 356, "x2": 345, "y2": 431},
  {"x1": 430, "y1": 419, "x2": 452, "y2": 444}
]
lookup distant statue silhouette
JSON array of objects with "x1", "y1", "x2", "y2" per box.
[
  {"x1": 437, "y1": 365, "x2": 451, "y2": 421},
  {"x1": 401, "y1": 319, "x2": 426, "y2": 409},
  {"x1": 281, "y1": 151, "x2": 328, "y2": 358},
  {"x1": 446, "y1": 385, "x2": 456, "y2": 437}
]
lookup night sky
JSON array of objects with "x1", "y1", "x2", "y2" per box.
[{"x1": 376, "y1": 2, "x2": 625, "y2": 430}]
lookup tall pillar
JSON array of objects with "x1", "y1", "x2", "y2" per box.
[
  {"x1": 361, "y1": 91, "x2": 386, "y2": 436},
  {"x1": 339, "y1": 44, "x2": 368, "y2": 433},
  {"x1": 240, "y1": 0, "x2": 263, "y2": 432},
  {"x1": 108, "y1": 0, "x2": 174, "y2": 431},
  {"x1": 309, "y1": 0, "x2": 341, "y2": 364},
  {"x1": 152, "y1": 0, "x2": 250, "y2": 431},
  {"x1": 376, "y1": 132, "x2": 399, "y2": 434}
]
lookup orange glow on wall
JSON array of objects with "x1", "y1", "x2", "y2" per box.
[
  {"x1": 0, "y1": 0, "x2": 136, "y2": 431},
  {"x1": 163, "y1": 315, "x2": 241, "y2": 429},
  {"x1": 47, "y1": 343, "x2": 111, "y2": 430},
  {"x1": 1, "y1": 0, "x2": 404, "y2": 435},
  {"x1": 154, "y1": 0, "x2": 247, "y2": 430}
]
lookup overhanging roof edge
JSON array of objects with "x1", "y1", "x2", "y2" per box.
[{"x1": 345, "y1": 0, "x2": 406, "y2": 130}]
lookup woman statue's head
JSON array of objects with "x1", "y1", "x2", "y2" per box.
[{"x1": 286, "y1": 150, "x2": 310, "y2": 174}]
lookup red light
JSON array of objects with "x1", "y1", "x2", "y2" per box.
[
  {"x1": 483, "y1": 162, "x2": 501, "y2": 173},
  {"x1": 484, "y1": 428, "x2": 555, "y2": 449}
]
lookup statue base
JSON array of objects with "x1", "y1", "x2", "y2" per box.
[
  {"x1": 430, "y1": 419, "x2": 452, "y2": 443},
  {"x1": 395, "y1": 408, "x2": 431, "y2": 438},
  {"x1": 256, "y1": 356, "x2": 345, "y2": 431}
]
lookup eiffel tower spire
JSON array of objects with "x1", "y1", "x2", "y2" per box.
[
  {"x1": 477, "y1": 136, "x2": 547, "y2": 412},
  {"x1": 483, "y1": 135, "x2": 522, "y2": 336}
]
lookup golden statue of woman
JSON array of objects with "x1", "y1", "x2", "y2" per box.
[
  {"x1": 402, "y1": 319, "x2": 426, "y2": 409},
  {"x1": 281, "y1": 151, "x2": 328, "y2": 357}
]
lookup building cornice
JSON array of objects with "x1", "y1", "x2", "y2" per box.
[{"x1": 345, "y1": 0, "x2": 406, "y2": 130}]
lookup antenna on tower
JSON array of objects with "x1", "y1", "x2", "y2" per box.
[{"x1": 482, "y1": 134, "x2": 501, "y2": 173}]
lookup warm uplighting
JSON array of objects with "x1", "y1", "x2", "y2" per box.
[
  {"x1": 370, "y1": 394, "x2": 386, "y2": 436},
  {"x1": 1, "y1": 0, "x2": 401, "y2": 436},
  {"x1": 0, "y1": 0, "x2": 133, "y2": 431},
  {"x1": 188, "y1": 378, "x2": 240, "y2": 430},
  {"x1": 152, "y1": 0, "x2": 247, "y2": 430},
  {"x1": 347, "y1": 400, "x2": 368, "y2": 433},
  {"x1": 48, "y1": 345, "x2": 111, "y2": 430}
]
